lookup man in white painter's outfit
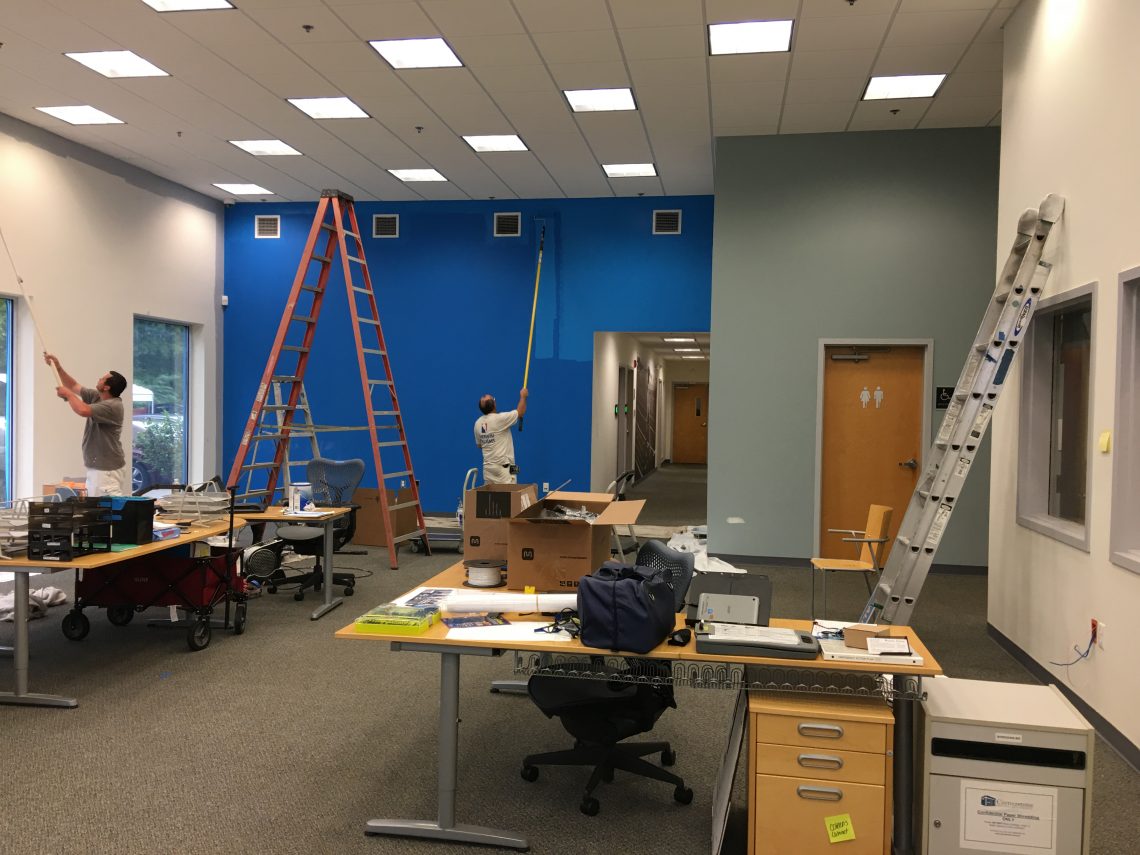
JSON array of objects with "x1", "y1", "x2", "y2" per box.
[{"x1": 474, "y1": 389, "x2": 528, "y2": 484}]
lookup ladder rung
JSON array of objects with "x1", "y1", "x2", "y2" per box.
[
  {"x1": 240, "y1": 489, "x2": 272, "y2": 497},
  {"x1": 362, "y1": 347, "x2": 386, "y2": 356},
  {"x1": 351, "y1": 286, "x2": 372, "y2": 294},
  {"x1": 263, "y1": 405, "x2": 297, "y2": 411},
  {"x1": 281, "y1": 345, "x2": 310, "y2": 353},
  {"x1": 377, "y1": 440, "x2": 407, "y2": 448},
  {"x1": 291, "y1": 315, "x2": 316, "y2": 324},
  {"x1": 271, "y1": 375, "x2": 299, "y2": 383},
  {"x1": 312, "y1": 254, "x2": 331, "y2": 264},
  {"x1": 383, "y1": 471, "x2": 412, "y2": 480},
  {"x1": 369, "y1": 380, "x2": 394, "y2": 386},
  {"x1": 387, "y1": 500, "x2": 420, "y2": 511},
  {"x1": 347, "y1": 255, "x2": 365, "y2": 264},
  {"x1": 358, "y1": 318, "x2": 380, "y2": 326},
  {"x1": 300, "y1": 284, "x2": 321, "y2": 293},
  {"x1": 373, "y1": 410, "x2": 399, "y2": 417},
  {"x1": 393, "y1": 530, "x2": 427, "y2": 544},
  {"x1": 241, "y1": 463, "x2": 278, "y2": 470}
]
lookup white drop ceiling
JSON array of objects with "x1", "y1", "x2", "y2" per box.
[{"x1": 0, "y1": 0, "x2": 1012, "y2": 203}]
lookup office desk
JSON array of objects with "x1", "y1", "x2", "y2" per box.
[
  {"x1": 1, "y1": 517, "x2": 241, "y2": 709},
  {"x1": 237, "y1": 506, "x2": 353, "y2": 621},
  {"x1": 336, "y1": 564, "x2": 942, "y2": 854}
]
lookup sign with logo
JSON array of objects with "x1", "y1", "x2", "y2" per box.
[
  {"x1": 936, "y1": 386, "x2": 955, "y2": 409},
  {"x1": 521, "y1": 548, "x2": 534, "y2": 561},
  {"x1": 960, "y1": 779, "x2": 1058, "y2": 853}
]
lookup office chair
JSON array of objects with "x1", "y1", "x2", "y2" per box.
[
  {"x1": 273, "y1": 458, "x2": 365, "y2": 601},
  {"x1": 521, "y1": 541, "x2": 696, "y2": 816},
  {"x1": 809, "y1": 504, "x2": 893, "y2": 619}
]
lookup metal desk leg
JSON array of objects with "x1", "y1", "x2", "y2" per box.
[
  {"x1": 892, "y1": 675, "x2": 918, "y2": 855},
  {"x1": 364, "y1": 651, "x2": 529, "y2": 849},
  {"x1": 310, "y1": 517, "x2": 343, "y2": 621},
  {"x1": 0, "y1": 573, "x2": 77, "y2": 708}
]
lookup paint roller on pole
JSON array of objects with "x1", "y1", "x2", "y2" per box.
[
  {"x1": 0, "y1": 225, "x2": 62, "y2": 387},
  {"x1": 519, "y1": 224, "x2": 545, "y2": 432}
]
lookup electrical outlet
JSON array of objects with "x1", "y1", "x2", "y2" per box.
[
  {"x1": 1090, "y1": 618, "x2": 1098, "y2": 647},
  {"x1": 400, "y1": 480, "x2": 406, "y2": 488},
  {"x1": 542, "y1": 482, "x2": 550, "y2": 493},
  {"x1": 1096, "y1": 620, "x2": 1106, "y2": 649}
]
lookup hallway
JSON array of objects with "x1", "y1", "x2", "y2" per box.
[{"x1": 624, "y1": 463, "x2": 707, "y2": 527}]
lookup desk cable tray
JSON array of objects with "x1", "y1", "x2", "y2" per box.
[
  {"x1": 155, "y1": 490, "x2": 233, "y2": 522},
  {"x1": 510, "y1": 652, "x2": 924, "y2": 702}
]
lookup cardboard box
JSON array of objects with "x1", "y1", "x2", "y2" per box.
[
  {"x1": 463, "y1": 483, "x2": 538, "y2": 561},
  {"x1": 352, "y1": 488, "x2": 419, "y2": 547},
  {"x1": 842, "y1": 624, "x2": 892, "y2": 649},
  {"x1": 507, "y1": 494, "x2": 644, "y2": 591}
]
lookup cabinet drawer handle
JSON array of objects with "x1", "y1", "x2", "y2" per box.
[
  {"x1": 797, "y1": 722, "x2": 844, "y2": 739},
  {"x1": 796, "y1": 785, "x2": 843, "y2": 802},
  {"x1": 798, "y1": 753, "x2": 844, "y2": 770}
]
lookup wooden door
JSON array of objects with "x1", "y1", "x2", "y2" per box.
[
  {"x1": 819, "y1": 347, "x2": 924, "y2": 561},
  {"x1": 616, "y1": 367, "x2": 631, "y2": 479},
  {"x1": 672, "y1": 383, "x2": 709, "y2": 464}
]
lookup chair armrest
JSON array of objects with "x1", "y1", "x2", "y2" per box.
[{"x1": 827, "y1": 528, "x2": 865, "y2": 535}]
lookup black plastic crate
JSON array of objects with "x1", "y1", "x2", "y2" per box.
[
  {"x1": 95, "y1": 496, "x2": 156, "y2": 545},
  {"x1": 27, "y1": 526, "x2": 112, "y2": 561}
]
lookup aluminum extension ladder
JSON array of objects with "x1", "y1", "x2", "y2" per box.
[
  {"x1": 860, "y1": 194, "x2": 1065, "y2": 626},
  {"x1": 227, "y1": 189, "x2": 430, "y2": 568}
]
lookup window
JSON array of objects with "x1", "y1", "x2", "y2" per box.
[
  {"x1": 1111, "y1": 269, "x2": 1140, "y2": 573},
  {"x1": 1017, "y1": 285, "x2": 1095, "y2": 550},
  {"x1": 132, "y1": 318, "x2": 189, "y2": 491},
  {"x1": 0, "y1": 297, "x2": 10, "y2": 501}
]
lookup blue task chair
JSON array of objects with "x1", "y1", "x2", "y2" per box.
[
  {"x1": 520, "y1": 541, "x2": 696, "y2": 816},
  {"x1": 274, "y1": 458, "x2": 365, "y2": 601}
]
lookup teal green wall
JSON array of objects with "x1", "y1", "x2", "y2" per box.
[{"x1": 709, "y1": 128, "x2": 1001, "y2": 566}]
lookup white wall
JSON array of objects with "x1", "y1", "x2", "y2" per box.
[
  {"x1": 991, "y1": 0, "x2": 1140, "y2": 747},
  {"x1": 659, "y1": 358, "x2": 710, "y2": 466},
  {"x1": 0, "y1": 114, "x2": 223, "y2": 501}
]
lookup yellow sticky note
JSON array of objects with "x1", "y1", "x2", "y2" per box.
[
  {"x1": 1099, "y1": 431, "x2": 1112, "y2": 453},
  {"x1": 524, "y1": 585, "x2": 536, "y2": 595},
  {"x1": 825, "y1": 813, "x2": 856, "y2": 844}
]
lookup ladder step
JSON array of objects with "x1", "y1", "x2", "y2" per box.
[
  {"x1": 281, "y1": 345, "x2": 310, "y2": 353},
  {"x1": 377, "y1": 440, "x2": 407, "y2": 448},
  {"x1": 351, "y1": 286, "x2": 372, "y2": 294},
  {"x1": 388, "y1": 500, "x2": 420, "y2": 511},
  {"x1": 240, "y1": 463, "x2": 278, "y2": 470},
  {"x1": 300, "y1": 284, "x2": 321, "y2": 293},
  {"x1": 271, "y1": 375, "x2": 299, "y2": 383},
  {"x1": 358, "y1": 318, "x2": 380, "y2": 326},
  {"x1": 263, "y1": 405, "x2": 297, "y2": 411},
  {"x1": 291, "y1": 315, "x2": 316, "y2": 324},
  {"x1": 347, "y1": 255, "x2": 365, "y2": 264},
  {"x1": 369, "y1": 380, "x2": 394, "y2": 386},
  {"x1": 393, "y1": 530, "x2": 427, "y2": 544},
  {"x1": 383, "y1": 471, "x2": 412, "y2": 480},
  {"x1": 373, "y1": 410, "x2": 399, "y2": 417},
  {"x1": 240, "y1": 489, "x2": 272, "y2": 497},
  {"x1": 312, "y1": 254, "x2": 331, "y2": 264},
  {"x1": 362, "y1": 347, "x2": 387, "y2": 356}
]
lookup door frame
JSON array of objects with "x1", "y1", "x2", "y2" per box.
[
  {"x1": 671, "y1": 380, "x2": 709, "y2": 464},
  {"x1": 812, "y1": 338, "x2": 934, "y2": 556}
]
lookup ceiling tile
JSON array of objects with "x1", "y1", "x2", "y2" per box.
[
  {"x1": 513, "y1": 0, "x2": 613, "y2": 33},
  {"x1": 241, "y1": 6, "x2": 360, "y2": 44},
  {"x1": 848, "y1": 99, "x2": 922, "y2": 131},
  {"x1": 885, "y1": 10, "x2": 990, "y2": 46},
  {"x1": 709, "y1": 53, "x2": 790, "y2": 84},
  {"x1": 714, "y1": 122, "x2": 778, "y2": 137},
  {"x1": 607, "y1": 175, "x2": 664, "y2": 197},
  {"x1": 547, "y1": 61, "x2": 630, "y2": 90},
  {"x1": 779, "y1": 101, "x2": 852, "y2": 133},
  {"x1": 939, "y1": 71, "x2": 1001, "y2": 98},
  {"x1": 790, "y1": 49, "x2": 876, "y2": 79},
  {"x1": 486, "y1": 155, "x2": 565, "y2": 198},
  {"x1": 574, "y1": 112, "x2": 652, "y2": 162},
  {"x1": 494, "y1": 91, "x2": 580, "y2": 137},
  {"x1": 610, "y1": 0, "x2": 704, "y2": 29},
  {"x1": 333, "y1": 2, "x2": 438, "y2": 40},
  {"x1": 628, "y1": 57, "x2": 709, "y2": 91},
  {"x1": 898, "y1": 0, "x2": 994, "y2": 11},
  {"x1": 955, "y1": 39, "x2": 1003, "y2": 73},
  {"x1": 706, "y1": 0, "x2": 799, "y2": 22},
  {"x1": 532, "y1": 30, "x2": 623, "y2": 64},
  {"x1": 872, "y1": 43, "x2": 964, "y2": 76},
  {"x1": 448, "y1": 34, "x2": 542, "y2": 67},
  {"x1": 796, "y1": 14, "x2": 891, "y2": 51},
  {"x1": 471, "y1": 64, "x2": 557, "y2": 95},
  {"x1": 785, "y1": 76, "x2": 867, "y2": 104},
  {"x1": 711, "y1": 85, "x2": 782, "y2": 128},
  {"x1": 290, "y1": 41, "x2": 390, "y2": 74},
  {"x1": 918, "y1": 95, "x2": 1002, "y2": 128},
  {"x1": 420, "y1": 0, "x2": 525, "y2": 36},
  {"x1": 617, "y1": 26, "x2": 706, "y2": 60},
  {"x1": 801, "y1": 0, "x2": 899, "y2": 17}
]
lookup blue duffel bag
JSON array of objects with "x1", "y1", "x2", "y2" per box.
[{"x1": 577, "y1": 561, "x2": 676, "y2": 654}]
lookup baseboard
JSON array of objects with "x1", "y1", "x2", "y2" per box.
[
  {"x1": 987, "y1": 622, "x2": 1140, "y2": 772},
  {"x1": 711, "y1": 554, "x2": 987, "y2": 575}
]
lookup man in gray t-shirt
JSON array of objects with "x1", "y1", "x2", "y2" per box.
[{"x1": 44, "y1": 353, "x2": 129, "y2": 497}]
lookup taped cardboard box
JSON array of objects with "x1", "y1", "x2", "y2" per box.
[
  {"x1": 352, "y1": 488, "x2": 419, "y2": 547},
  {"x1": 507, "y1": 494, "x2": 644, "y2": 591},
  {"x1": 842, "y1": 624, "x2": 892, "y2": 649},
  {"x1": 463, "y1": 483, "x2": 538, "y2": 561}
]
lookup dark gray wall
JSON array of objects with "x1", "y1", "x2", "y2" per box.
[{"x1": 709, "y1": 128, "x2": 1000, "y2": 566}]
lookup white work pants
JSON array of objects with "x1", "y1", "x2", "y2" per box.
[{"x1": 86, "y1": 464, "x2": 130, "y2": 497}]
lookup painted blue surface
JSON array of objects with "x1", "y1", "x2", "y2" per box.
[{"x1": 223, "y1": 196, "x2": 712, "y2": 511}]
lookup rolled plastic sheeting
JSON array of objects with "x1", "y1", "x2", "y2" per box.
[{"x1": 440, "y1": 592, "x2": 578, "y2": 614}]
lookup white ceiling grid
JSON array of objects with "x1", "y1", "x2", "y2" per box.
[{"x1": 0, "y1": 0, "x2": 1014, "y2": 202}]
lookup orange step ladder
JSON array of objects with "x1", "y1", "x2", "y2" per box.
[{"x1": 227, "y1": 189, "x2": 429, "y2": 568}]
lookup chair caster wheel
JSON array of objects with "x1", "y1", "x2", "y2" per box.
[
  {"x1": 601, "y1": 767, "x2": 614, "y2": 783},
  {"x1": 344, "y1": 586, "x2": 355, "y2": 596},
  {"x1": 661, "y1": 747, "x2": 677, "y2": 766},
  {"x1": 267, "y1": 585, "x2": 277, "y2": 594},
  {"x1": 673, "y1": 785, "x2": 693, "y2": 805},
  {"x1": 520, "y1": 765, "x2": 539, "y2": 783},
  {"x1": 61, "y1": 610, "x2": 90, "y2": 641},
  {"x1": 293, "y1": 591, "x2": 304, "y2": 602},
  {"x1": 579, "y1": 796, "x2": 600, "y2": 816}
]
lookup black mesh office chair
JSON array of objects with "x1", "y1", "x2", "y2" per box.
[
  {"x1": 274, "y1": 458, "x2": 364, "y2": 600},
  {"x1": 521, "y1": 541, "x2": 696, "y2": 816}
]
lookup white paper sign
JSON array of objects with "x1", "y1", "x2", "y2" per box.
[
  {"x1": 960, "y1": 779, "x2": 1058, "y2": 853},
  {"x1": 866, "y1": 637, "x2": 912, "y2": 655}
]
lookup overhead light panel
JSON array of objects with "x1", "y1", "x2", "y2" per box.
[
  {"x1": 230, "y1": 139, "x2": 302, "y2": 156},
  {"x1": 603, "y1": 163, "x2": 656, "y2": 178},
  {"x1": 681, "y1": 355, "x2": 706, "y2": 360},
  {"x1": 288, "y1": 97, "x2": 369, "y2": 119},
  {"x1": 142, "y1": 0, "x2": 234, "y2": 10},
  {"x1": 863, "y1": 74, "x2": 946, "y2": 100},
  {"x1": 36, "y1": 105, "x2": 124, "y2": 125},
  {"x1": 564, "y1": 88, "x2": 636, "y2": 112},
  {"x1": 708, "y1": 20, "x2": 793, "y2": 55},
  {"x1": 213, "y1": 183, "x2": 272, "y2": 195},
  {"x1": 463, "y1": 134, "x2": 528, "y2": 152},
  {"x1": 673, "y1": 348, "x2": 701, "y2": 353},
  {"x1": 369, "y1": 37, "x2": 462, "y2": 69},
  {"x1": 663, "y1": 337, "x2": 696, "y2": 343},
  {"x1": 388, "y1": 168, "x2": 447, "y2": 182},
  {"x1": 65, "y1": 50, "x2": 169, "y2": 78}
]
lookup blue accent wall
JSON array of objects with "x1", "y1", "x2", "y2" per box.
[{"x1": 223, "y1": 196, "x2": 712, "y2": 511}]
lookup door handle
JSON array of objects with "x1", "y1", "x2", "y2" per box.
[
  {"x1": 702, "y1": 422, "x2": 707, "y2": 427},
  {"x1": 898, "y1": 457, "x2": 918, "y2": 469}
]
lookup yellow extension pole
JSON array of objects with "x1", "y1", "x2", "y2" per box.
[
  {"x1": 519, "y1": 225, "x2": 545, "y2": 432},
  {"x1": 0, "y1": 225, "x2": 63, "y2": 387}
]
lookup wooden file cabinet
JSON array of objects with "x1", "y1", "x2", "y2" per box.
[{"x1": 748, "y1": 693, "x2": 894, "y2": 855}]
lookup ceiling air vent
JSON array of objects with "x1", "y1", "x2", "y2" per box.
[
  {"x1": 373, "y1": 214, "x2": 399, "y2": 238},
  {"x1": 653, "y1": 209, "x2": 682, "y2": 235},
  {"x1": 494, "y1": 212, "x2": 522, "y2": 237},
  {"x1": 254, "y1": 215, "x2": 280, "y2": 239}
]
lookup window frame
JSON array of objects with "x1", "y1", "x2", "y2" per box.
[
  {"x1": 1110, "y1": 268, "x2": 1140, "y2": 574},
  {"x1": 1016, "y1": 283, "x2": 1096, "y2": 551},
  {"x1": 132, "y1": 316, "x2": 191, "y2": 487},
  {"x1": 0, "y1": 296, "x2": 11, "y2": 502}
]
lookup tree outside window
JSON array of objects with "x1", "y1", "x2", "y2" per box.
[{"x1": 132, "y1": 318, "x2": 189, "y2": 490}]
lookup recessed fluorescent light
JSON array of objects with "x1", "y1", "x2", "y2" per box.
[
  {"x1": 65, "y1": 50, "x2": 169, "y2": 78},
  {"x1": 287, "y1": 97, "x2": 369, "y2": 119},
  {"x1": 603, "y1": 163, "x2": 656, "y2": 178},
  {"x1": 674, "y1": 348, "x2": 701, "y2": 353},
  {"x1": 229, "y1": 139, "x2": 302, "y2": 156},
  {"x1": 388, "y1": 168, "x2": 447, "y2": 182},
  {"x1": 564, "y1": 88, "x2": 636, "y2": 112},
  {"x1": 142, "y1": 0, "x2": 234, "y2": 10},
  {"x1": 663, "y1": 337, "x2": 696, "y2": 343},
  {"x1": 213, "y1": 183, "x2": 272, "y2": 195},
  {"x1": 863, "y1": 74, "x2": 946, "y2": 100},
  {"x1": 369, "y1": 38, "x2": 462, "y2": 69},
  {"x1": 708, "y1": 20, "x2": 793, "y2": 55},
  {"x1": 463, "y1": 134, "x2": 527, "y2": 152},
  {"x1": 681, "y1": 355, "x2": 706, "y2": 360},
  {"x1": 36, "y1": 105, "x2": 123, "y2": 125}
]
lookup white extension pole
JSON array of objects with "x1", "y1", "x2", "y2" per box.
[{"x1": 0, "y1": 225, "x2": 63, "y2": 386}]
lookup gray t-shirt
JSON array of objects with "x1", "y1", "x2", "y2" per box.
[{"x1": 79, "y1": 388, "x2": 126, "y2": 470}]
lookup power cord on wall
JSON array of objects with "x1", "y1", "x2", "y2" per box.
[{"x1": 1048, "y1": 628, "x2": 1095, "y2": 667}]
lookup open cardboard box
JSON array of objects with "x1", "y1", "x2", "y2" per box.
[
  {"x1": 462, "y1": 483, "x2": 538, "y2": 562},
  {"x1": 507, "y1": 492, "x2": 644, "y2": 591},
  {"x1": 352, "y1": 488, "x2": 419, "y2": 547}
]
